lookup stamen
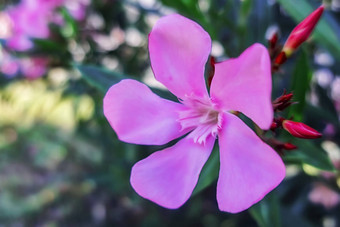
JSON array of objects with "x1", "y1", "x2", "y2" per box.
[{"x1": 178, "y1": 95, "x2": 222, "y2": 144}]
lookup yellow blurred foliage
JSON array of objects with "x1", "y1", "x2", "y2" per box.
[{"x1": 0, "y1": 78, "x2": 94, "y2": 131}]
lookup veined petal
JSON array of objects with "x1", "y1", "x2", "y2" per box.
[
  {"x1": 210, "y1": 43, "x2": 273, "y2": 129},
  {"x1": 217, "y1": 113, "x2": 285, "y2": 213},
  {"x1": 103, "y1": 79, "x2": 187, "y2": 145},
  {"x1": 131, "y1": 135, "x2": 215, "y2": 209},
  {"x1": 149, "y1": 14, "x2": 211, "y2": 99}
]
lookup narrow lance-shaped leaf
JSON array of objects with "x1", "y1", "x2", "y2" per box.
[
  {"x1": 249, "y1": 191, "x2": 281, "y2": 227},
  {"x1": 283, "y1": 139, "x2": 335, "y2": 172},
  {"x1": 75, "y1": 64, "x2": 126, "y2": 93},
  {"x1": 314, "y1": 84, "x2": 339, "y2": 124},
  {"x1": 192, "y1": 146, "x2": 219, "y2": 196},
  {"x1": 75, "y1": 64, "x2": 177, "y2": 100},
  {"x1": 288, "y1": 49, "x2": 312, "y2": 122},
  {"x1": 60, "y1": 7, "x2": 78, "y2": 38}
]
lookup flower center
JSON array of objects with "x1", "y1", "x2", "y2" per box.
[{"x1": 178, "y1": 95, "x2": 222, "y2": 144}]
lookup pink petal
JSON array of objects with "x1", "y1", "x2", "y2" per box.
[
  {"x1": 210, "y1": 43, "x2": 273, "y2": 129},
  {"x1": 131, "y1": 136, "x2": 215, "y2": 209},
  {"x1": 217, "y1": 113, "x2": 285, "y2": 213},
  {"x1": 149, "y1": 14, "x2": 211, "y2": 99},
  {"x1": 20, "y1": 57, "x2": 48, "y2": 79},
  {"x1": 103, "y1": 79, "x2": 187, "y2": 145},
  {"x1": 6, "y1": 34, "x2": 33, "y2": 51}
]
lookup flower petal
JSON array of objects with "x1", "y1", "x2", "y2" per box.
[
  {"x1": 210, "y1": 43, "x2": 273, "y2": 129},
  {"x1": 149, "y1": 14, "x2": 211, "y2": 99},
  {"x1": 131, "y1": 136, "x2": 215, "y2": 209},
  {"x1": 103, "y1": 79, "x2": 187, "y2": 145},
  {"x1": 217, "y1": 113, "x2": 285, "y2": 213}
]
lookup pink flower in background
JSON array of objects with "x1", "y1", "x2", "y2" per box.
[
  {"x1": 309, "y1": 183, "x2": 340, "y2": 209},
  {"x1": 0, "y1": 49, "x2": 48, "y2": 79},
  {"x1": 52, "y1": 0, "x2": 90, "y2": 25},
  {"x1": 5, "y1": 0, "x2": 57, "y2": 51},
  {"x1": 3, "y1": 0, "x2": 88, "y2": 51},
  {"x1": 103, "y1": 15, "x2": 285, "y2": 213},
  {"x1": 0, "y1": 51, "x2": 20, "y2": 77},
  {"x1": 0, "y1": 12, "x2": 13, "y2": 39},
  {"x1": 64, "y1": 0, "x2": 90, "y2": 21},
  {"x1": 20, "y1": 58, "x2": 48, "y2": 79},
  {"x1": 0, "y1": 0, "x2": 88, "y2": 79}
]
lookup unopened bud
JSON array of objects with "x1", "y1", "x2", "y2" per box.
[
  {"x1": 268, "y1": 32, "x2": 279, "y2": 49},
  {"x1": 272, "y1": 91, "x2": 295, "y2": 111},
  {"x1": 283, "y1": 143, "x2": 298, "y2": 150},
  {"x1": 273, "y1": 51, "x2": 287, "y2": 69},
  {"x1": 267, "y1": 138, "x2": 298, "y2": 156},
  {"x1": 270, "y1": 121, "x2": 278, "y2": 131},
  {"x1": 283, "y1": 120, "x2": 322, "y2": 139},
  {"x1": 282, "y1": 5, "x2": 324, "y2": 57}
]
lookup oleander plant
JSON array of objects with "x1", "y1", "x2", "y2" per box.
[{"x1": 1, "y1": 0, "x2": 340, "y2": 226}]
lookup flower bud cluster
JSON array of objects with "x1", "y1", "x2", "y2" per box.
[{"x1": 269, "y1": 92, "x2": 322, "y2": 155}]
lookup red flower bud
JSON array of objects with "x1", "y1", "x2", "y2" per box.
[
  {"x1": 282, "y1": 120, "x2": 322, "y2": 139},
  {"x1": 273, "y1": 51, "x2": 287, "y2": 69},
  {"x1": 272, "y1": 91, "x2": 295, "y2": 111},
  {"x1": 268, "y1": 32, "x2": 279, "y2": 49},
  {"x1": 283, "y1": 143, "x2": 298, "y2": 150},
  {"x1": 266, "y1": 138, "x2": 298, "y2": 156},
  {"x1": 282, "y1": 5, "x2": 324, "y2": 57},
  {"x1": 270, "y1": 121, "x2": 278, "y2": 131}
]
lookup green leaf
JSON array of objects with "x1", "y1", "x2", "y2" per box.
[
  {"x1": 60, "y1": 7, "x2": 78, "y2": 38},
  {"x1": 192, "y1": 146, "x2": 219, "y2": 196},
  {"x1": 283, "y1": 139, "x2": 335, "y2": 172},
  {"x1": 276, "y1": 0, "x2": 340, "y2": 60},
  {"x1": 288, "y1": 49, "x2": 312, "y2": 122},
  {"x1": 75, "y1": 64, "x2": 126, "y2": 93},
  {"x1": 314, "y1": 84, "x2": 339, "y2": 124},
  {"x1": 32, "y1": 38, "x2": 66, "y2": 53},
  {"x1": 75, "y1": 64, "x2": 176, "y2": 100},
  {"x1": 281, "y1": 206, "x2": 315, "y2": 227},
  {"x1": 249, "y1": 191, "x2": 281, "y2": 227},
  {"x1": 305, "y1": 104, "x2": 340, "y2": 128},
  {"x1": 240, "y1": 0, "x2": 253, "y2": 22}
]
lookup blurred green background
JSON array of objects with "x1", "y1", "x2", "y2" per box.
[{"x1": 1, "y1": 0, "x2": 340, "y2": 226}]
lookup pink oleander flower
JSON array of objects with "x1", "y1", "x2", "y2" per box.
[
  {"x1": 0, "y1": 49, "x2": 48, "y2": 79},
  {"x1": 20, "y1": 57, "x2": 48, "y2": 79},
  {"x1": 103, "y1": 15, "x2": 286, "y2": 213},
  {"x1": 0, "y1": 51, "x2": 20, "y2": 77},
  {"x1": 52, "y1": 0, "x2": 89, "y2": 25},
  {"x1": 5, "y1": 0, "x2": 59, "y2": 51},
  {"x1": 0, "y1": 12, "x2": 13, "y2": 39},
  {"x1": 4, "y1": 0, "x2": 89, "y2": 51},
  {"x1": 64, "y1": 0, "x2": 90, "y2": 21},
  {"x1": 4, "y1": 0, "x2": 73, "y2": 51},
  {"x1": 309, "y1": 183, "x2": 340, "y2": 209}
]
